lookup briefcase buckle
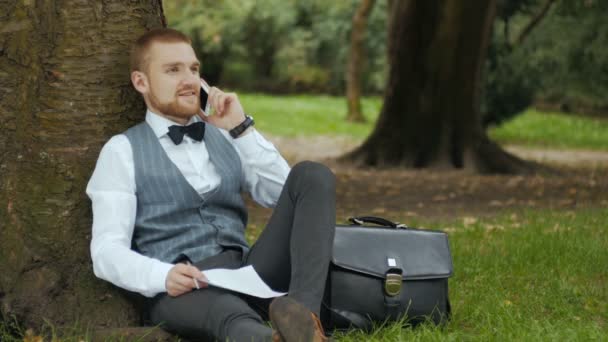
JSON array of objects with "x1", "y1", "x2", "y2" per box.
[{"x1": 384, "y1": 273, "x2": 402, "y2": 297}]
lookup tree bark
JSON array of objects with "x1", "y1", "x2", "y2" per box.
[
  {"x1": 343, "y1": 0, "x2": 536, "y2": 173},
  {"x1": 346, "y1": 0, "x2": 376, "y2": 123},
  {"x1": 0, "y1": 0, "x2": 165, "y2": 329}
]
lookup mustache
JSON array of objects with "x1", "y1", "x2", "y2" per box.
[{"x1": 176, "y1": 86, "x2": 199, "y2": 95}]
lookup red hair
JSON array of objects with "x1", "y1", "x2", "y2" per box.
[{"x1": 130, "y1": 28, "x2": 192, "y2": 72}]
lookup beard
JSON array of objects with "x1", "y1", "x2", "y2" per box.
[{"x1": 149, "y1": 87, "x2": 200, "y2": 119}]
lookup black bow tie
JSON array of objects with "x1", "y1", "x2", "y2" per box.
[{"x1": 167, "y1": 122, "x2": 205, "y2": 145}]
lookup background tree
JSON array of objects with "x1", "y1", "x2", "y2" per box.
[
  {"x1": 0, "y1": 0, "x2": 164, "y2": 330},
  {"x1": 166, "y1": 0, "x2": 389, "y2": 95},
  {"x1": 344, "y1": 0, "x2": 535, "y2": 173},
  {"x1": 513, "y1": 0, "x2": 555, "y2": 46},
  {"x1": 527, "y1": 0, "x2": 608, "y2": 115},
  {"x1": 482, "y1": 0, "x2": 552, "y2": 126},
  {"x1": 164, "y1": 0, "x2": 607, "y2": 118},
  {"x1": 346, "y1": 0, "x2": 376, "y2": 122}
]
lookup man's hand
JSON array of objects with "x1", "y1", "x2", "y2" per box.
[
  {"x1": 200, "y1": 86, "x2": 247, "y2": 132},
  {"x1": 165, "y1": 263, "x2": 208, "y2": 297}
]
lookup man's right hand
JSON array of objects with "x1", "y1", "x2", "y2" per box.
[{"x1": 165, "y1": 263, "x2": 208, "y2": 297}]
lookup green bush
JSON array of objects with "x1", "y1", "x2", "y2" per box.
[
  {"x1": 482, "y1": 40, "x2": 538, "y2": 127},
  {"x1": 521, "y1": 0, "x2": 608, "y2": 115},
  {"x1": 481, "y1": 0, "x2": 538, "y2": 126},
  {"x1": 165, "y1": 0, "x2": 388, "y2": 94}
]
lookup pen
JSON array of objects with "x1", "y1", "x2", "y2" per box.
[{"x1": 186, "y1": 261, "x2": 200, "y2": 290}]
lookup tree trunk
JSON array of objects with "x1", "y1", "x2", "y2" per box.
[
  {"x1": 344, "y1": 0, "x2": 536, "y2": 173},
  {"x1": 346, "y1": 0, "x2": 376, "y2": 123},
  {"x1": 0, "y1": 0, "x2": 165, "y2": 330}
]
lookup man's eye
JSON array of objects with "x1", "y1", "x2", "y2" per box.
[{"x1": 167, "y1": 67, "x2": 178, "y2": 73}]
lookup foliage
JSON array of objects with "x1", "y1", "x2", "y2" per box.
[
  {"x1": 495, "y1": 0, "x2": 537, "y2": 21},
  {"x1": 482, "y1": 36, "x2": 539, "y2": 126},
  {"x1": 483, "y1": 0, "x2": 608, "y2": 124},
  {"x1": 0, "y1": 315, "x2": 21, "y2": 342},
  {"x1": 165, "y1": 0, "x2": 388, "y2": 94},
  {"x1": 529, "y1": 0, "x2": 608, "y2": 114},
  {"x1": 490, "y1": 0, "x2": 608, "y2": 120},
  {"x1": 163, "y1": 0, "x2": 248, "y2": 85},
  {"x1": 482, "y1": 0, "x2": 542, "y2": 126},
  {"x1": 165, "y1": 0, "x2": 608, "y2": 119}
]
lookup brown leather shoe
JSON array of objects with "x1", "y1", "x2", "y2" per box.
[
  {"x1": 272, "y1": 330, "x2": 285, "y2": 342},
  {"x1": 269, "y1": 297, "x2": 329, "y2": 342}
]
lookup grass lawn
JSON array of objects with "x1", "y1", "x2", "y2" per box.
[
  {"x1": 489, "y1": 109, "x2": 608, "y2": 150},
  {"x1": 239, "y1": 93, "x2": 380, "y2": 139},
  {"x1": 331, "y1": 208, "x2": 608, "y2": 341},
  {"x1": 240, "y1": 93, "x2": 608, "y2": 150},
  {"x1": 3, "y1": 209, "x2": 605, "y2": 341}
]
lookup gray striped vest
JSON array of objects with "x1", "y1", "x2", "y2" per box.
[{"x1": 124, "y1": 122, "x2": 249, "y2": 264}]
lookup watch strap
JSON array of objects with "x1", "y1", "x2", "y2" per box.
[{"x1": 229, "y1": 115, "x2": 255, "y2": 138}]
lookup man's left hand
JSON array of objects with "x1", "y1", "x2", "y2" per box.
[{"x1": 201, "y1": 87, "x2": 247, "y2": 132}]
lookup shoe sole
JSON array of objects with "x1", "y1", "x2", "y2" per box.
[{"x1": 269, "y1": 297, "x2": 316, "y2": 342}]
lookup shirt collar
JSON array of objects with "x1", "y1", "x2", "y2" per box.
[{"x1": 145, "y1": 110, "x2": 201, "y2": 139}]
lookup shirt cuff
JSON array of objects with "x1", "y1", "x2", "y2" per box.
[
  {"x1": 232, "y1": 129, "x2": 275, "y2": 157},
  {"x1": 147, "y1": 262, "x2": 174, "y2": 297}
]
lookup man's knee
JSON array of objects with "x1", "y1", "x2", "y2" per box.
[{"x1": 289, "y1": 161, "x2": 335, "y2": 191}]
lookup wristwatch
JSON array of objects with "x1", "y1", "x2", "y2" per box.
[{"x1": 229, "y1": 115, "x2": 255, "y2": 138}]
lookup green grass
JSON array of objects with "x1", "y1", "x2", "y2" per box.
[
  {"x1": 331, "y1": 208, "x2": 608, "y2": 341},
  {"x1": 240, "y1": 93, "x2": 608, "y2": 150},
  {"x1": 240, "y1": 93, "x2": 380, "y2": 138},
  {"x1": 3, "y1": 209, "x2": 606, "y2": 340},
  {"x1": 0, "y1": 317, "x2": 94, "y2": 342},
  {"x1": 489, "y1": 109, "x2": 608, "y2": 150}
]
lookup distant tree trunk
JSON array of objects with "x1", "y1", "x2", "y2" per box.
[
  {"x1": 346, "y1": 0, "x2": 376, "y2": 123},
  {"x1": 0, "y1": 0, "x2": 165, "y2": 330},
  {"x1": 515, "y1": 0, "x2": 556, "y2": 46},
  {"x1": 344, "y1": 0, "x2": 536, "y2": 173}
]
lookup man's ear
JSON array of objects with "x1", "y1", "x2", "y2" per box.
[{"x1": 131, "y1": 71, "x2": 148, "y2": 94}]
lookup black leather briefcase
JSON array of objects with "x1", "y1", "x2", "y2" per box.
[{"x1": 322, "y1": 216, "x2": 453, "y2": 331}]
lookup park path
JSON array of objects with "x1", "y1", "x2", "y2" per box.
[
  {"x1": 266, "y1": 135, "x2": 608, "y2": 167},
  {"x1": 244, "y1": 135, "x2": 607, "y2": 228}
]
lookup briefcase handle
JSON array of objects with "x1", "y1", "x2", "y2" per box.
[{"x1": 348, "y1": 216, "x2": 408, "y2": 229}]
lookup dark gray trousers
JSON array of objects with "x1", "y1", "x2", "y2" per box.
[{"x1": 147, "y1": 161, "x2": 336, "y2": 341}]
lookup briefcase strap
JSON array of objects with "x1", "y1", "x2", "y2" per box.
[
  {"x1": 384, "y1": 292, "x2": 401, "y2": 319},
  {"x1": 349, "y1": 216, "x2": 408, "y2": 229}
]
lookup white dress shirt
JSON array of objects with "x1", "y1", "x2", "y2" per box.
[{"x1": 87, "y1": 110, "x2": 290, "y2": 297}]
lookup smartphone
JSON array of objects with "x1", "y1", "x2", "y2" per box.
[{"x1": 200, "y1": 79, "x2": 212, "y2": 116}]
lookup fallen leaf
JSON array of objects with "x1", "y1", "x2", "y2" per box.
[
  {"x1": 372, "y1": 207, "x2": 386, "y2": 214},
  {"x1": 463, "y1": 217, "x2": 477, "y2": 226},
  {"x1": 432, "y1": 195, "x2": 448, "y2": 202}
]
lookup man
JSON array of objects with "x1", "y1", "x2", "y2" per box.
[{"x1": 87, "y1": 28, "x2": 335, "y2": 341}]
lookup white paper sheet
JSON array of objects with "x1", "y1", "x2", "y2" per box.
[{"x1": 202, "y1": 265, "x2": 287, "y2": 298}]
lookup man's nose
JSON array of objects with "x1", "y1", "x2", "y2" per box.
[{"x1": 180, "y1": 72, "x2": 200, "y2": 88}]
